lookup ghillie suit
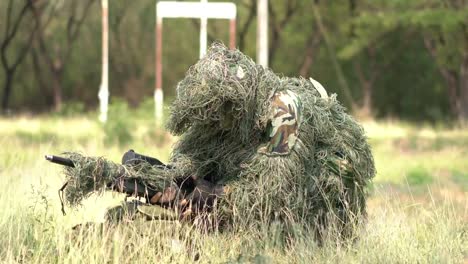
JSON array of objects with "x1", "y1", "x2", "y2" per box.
[
  {"x1": 165, "y1": 43, "x2": 375, "y2": 238},
  {"x1": 61, "y1": 43, "x2": 374, "y2": 239}
]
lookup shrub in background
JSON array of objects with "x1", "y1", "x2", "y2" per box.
[{"x1": 102, "y1": 99, "x2": 134, "y2": 146}]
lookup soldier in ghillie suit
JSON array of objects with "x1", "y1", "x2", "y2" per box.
[
  {"x1": 62, "y1": 43, "x2": 375, "y2": 240},
  {"x1": 161, "y1": 42, "x2": 375, "y2": 238}
]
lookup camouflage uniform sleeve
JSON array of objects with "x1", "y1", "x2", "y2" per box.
[{"x1": 258, "y1": 90, "x2": 302, "y2": 156}]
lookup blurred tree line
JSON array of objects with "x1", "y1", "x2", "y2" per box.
[{"x1": 0, "y1": 0, "x2": 467, "y2": 121}]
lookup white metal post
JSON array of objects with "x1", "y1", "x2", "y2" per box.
[
  {"x1": 257, "y1": 0, "x2": 268, "y2": 67},
  {"x1": 155, "y1": 16, "x2": 164, "y2": 127},
  {"x1": 98, "y1": 0, "x2": 109, "y2": 123},
  {"x1": 200, "y1": 0, "x2": 208, "y2": 58}
]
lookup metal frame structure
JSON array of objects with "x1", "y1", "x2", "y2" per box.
[{"x1": 155, "y1": 1, "x2": 237, "y2": 125}]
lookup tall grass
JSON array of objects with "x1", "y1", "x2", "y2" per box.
[{"x1": 0, "y1": 116, "x2": 466, "y2": 263}]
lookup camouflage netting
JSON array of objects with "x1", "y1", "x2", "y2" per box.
[{"x1": 62, "y1": 42, "x2": 375, "y2": 239}]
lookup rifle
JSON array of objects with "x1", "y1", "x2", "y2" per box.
[
  {"x1": 46, "y1": 150, "x2": 178, "y2": 214},
  {"x1": 47, "y1": 150, "x2": 217, "y2": 217}
]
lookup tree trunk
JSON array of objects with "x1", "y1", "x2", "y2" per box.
[
  {"x1": 423, "y1": 36, "x2": 465, "y2": 120},
  {"x1": 52, "y1": 69, "x2": 63, "y2": 112},
  {"x1": 268, "y1": 1, "x2": 298, "y2": 68},
  {"x1": 31, "y1": 47, "x2": 53, "y2": 106},
  {"x1": 268, "y1": 28, "x2": 280, "y2": 67},
  {"x1": 360, "y1": 80, "x2": 372, "y2": 118},
  {"x1": 312, "y1": 2, "x2": 356, "y2": 111},
  {"x1": 299, "y1": 33, "x2": 321, "y2": 77},
  {"x1": 458, "y1": 51, "x2": 468, "y2": 121},
  {"x1": 1, "y1": 71, "x2": 13, "y2": 112},
  {"x1": 353, "y1": 61, "x2": 374, "y2": 118},
  {"x1": 238, "y1": 0, "x2": 256, "y2": 51}
]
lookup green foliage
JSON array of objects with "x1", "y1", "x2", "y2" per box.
[
  {"x1": 406, "y1": 166, "x2": 433, "y2": 186},
  {"x1": 53, "y1": 101, "x2": 86, "y2": 117},
  {"x1": 341, "y1": 4, "x2": 467, "y2": 72},
  {"x1": 1, "y1": 0, "x2": 465, "y2": 121},
  {"x1": 102, "y1": 99, "x2": 134, "y2": 146}
]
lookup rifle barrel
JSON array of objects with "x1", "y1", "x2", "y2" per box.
[{"x1": 45, "y1": 155, "x2": 75, "y2": 167}]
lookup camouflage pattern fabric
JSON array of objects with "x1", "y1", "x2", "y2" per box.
[{"x1": 258, "y1": 90, "x2": 302, "y2": 156}]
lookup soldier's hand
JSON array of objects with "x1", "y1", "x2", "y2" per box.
[
  {"x1": 178, "y1": 178, "x2": 225, "y2": 220},
  {"x1": 149, "y1": 186, "x2": 178, "y2": 205}
]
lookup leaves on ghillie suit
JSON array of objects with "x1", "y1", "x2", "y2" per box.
[
  {"x1": 62, "y1": 152, "x2": 174, "y2": 207},
  {"x1": 165, "y1": 42, "x2": 375, "y2": 239}
]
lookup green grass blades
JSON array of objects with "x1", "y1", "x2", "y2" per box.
[{"x1": 0, "y1": 116, "x2": 466, "y2": 263}]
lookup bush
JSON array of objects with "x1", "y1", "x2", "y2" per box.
[
  {"x1": 102, "y1": 99, "x2": 134, "y2": 146},
  {"x1": 406, "y1": 167, "x2": 433, "y2": 186},
  {"x1": 54, "y1": 101, "x2": 86, "y2": 117}
]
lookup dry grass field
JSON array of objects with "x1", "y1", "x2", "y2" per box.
[{"x1": 0, "y1": 115, "x2": 466, "y2": 263}]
